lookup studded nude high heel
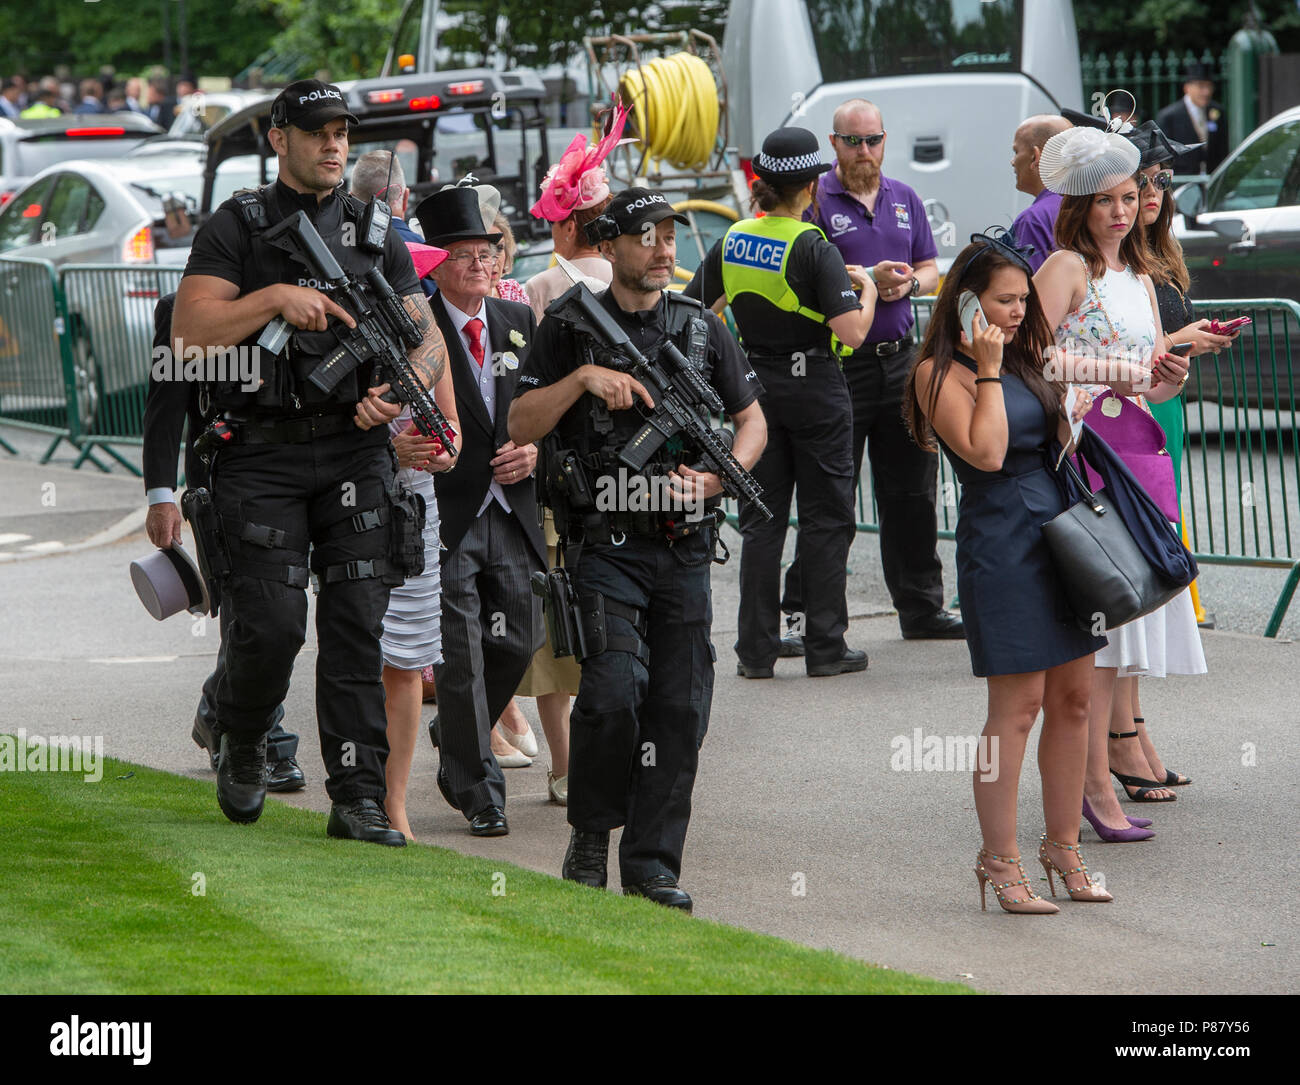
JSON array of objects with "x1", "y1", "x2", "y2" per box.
[
  {"x1": 1038, "y1": 835, "x2": 1113, "y2": 902},
  {"x1": 975, "y1": 849, "x2": 1060, "y2": 915}
]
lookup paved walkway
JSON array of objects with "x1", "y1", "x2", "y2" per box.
[{"x1": 0, "y1": 455, "x2": 1293, "y2": 993}]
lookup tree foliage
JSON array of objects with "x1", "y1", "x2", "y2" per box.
[{"x1": 1073, "y1": 0, "x2": 1300, "y2": 51}]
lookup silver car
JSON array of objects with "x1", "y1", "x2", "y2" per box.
[
  {"x1": 0, "y1": 113, "x2": 163, "y2": 206},
  {"x1": 0, "y1": 152, "x2": 275, "y2": 428}
]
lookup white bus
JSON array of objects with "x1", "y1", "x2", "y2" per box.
[{"x1": 723, "y1": 0, "x2": 1082, "y2": 266}]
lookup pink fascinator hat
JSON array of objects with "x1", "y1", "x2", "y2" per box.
[
  {"x1": 405, "y1": 241, "x2": 449, "y2": 279},
  {"x1": 531, "y1": 98, "x2": 631, "y2": 222}
]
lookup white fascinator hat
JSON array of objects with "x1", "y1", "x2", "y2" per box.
[{"x1": 1038, "y1": 126, "x2": 1140, "y2": 197}]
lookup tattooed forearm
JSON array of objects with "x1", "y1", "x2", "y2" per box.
[{"x1": 402, "y1": 293, "x2": 446, "y2": 387}]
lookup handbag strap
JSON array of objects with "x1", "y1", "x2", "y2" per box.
[{"x1": 1053, "y1": 438, "x2": 1106, "y2": 513}]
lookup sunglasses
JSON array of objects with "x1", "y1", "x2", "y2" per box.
[
  {"x1": 1138, "y1": 170, "x2": 1175, "y2": 192},
  {"x1": 833, "y1": 132, "x2": 885, "y2": 148}
]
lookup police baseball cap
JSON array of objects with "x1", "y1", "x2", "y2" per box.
[
  {"x1": 585, "y1": 187, "x2": 687, "y2": 244},
  {"x1": 271, "y1": 79, "x2": 359, "y2": 131}
]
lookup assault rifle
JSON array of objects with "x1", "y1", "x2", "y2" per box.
[
  {"x1": 259, "y1": 209, "x2": 457, "y2": 455},
  {"x1": 545, "y1": 281, "x2": 771, "y2": 520}
]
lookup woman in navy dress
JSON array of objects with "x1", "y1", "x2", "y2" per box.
[{"x1": 904, "y1": 231, "x2": 1109, "y2": 913}]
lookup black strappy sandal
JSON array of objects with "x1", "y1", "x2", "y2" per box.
[
  {"x1": 1133, "y1": 717, "x2": 1191, "y2": 785},
  {"x1": 1109, "y1": 729, "x2": 1177, "y2": 802}
]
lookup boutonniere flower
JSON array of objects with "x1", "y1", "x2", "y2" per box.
[
  {"x1": 509, "y1": 329, "x2": 526, "y2": 348},
  {"x1": 1209, "y1": 108, "x2": 1221, "y2": 122}
]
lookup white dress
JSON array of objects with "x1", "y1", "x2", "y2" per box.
[
  {"x1": 379, "y1": 410, "x2": 443, "y2": 670},
  {"x1": 1054, "y1": 255, "x2": 1207, "y2": 678}
]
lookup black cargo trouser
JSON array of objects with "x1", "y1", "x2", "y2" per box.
[
  {"x1": 738, "y1": 355, "x2": 854, "y2": 667},
  {"x1": 567, "y1": 529, "x2": 716, "y2": 886},
  {"x1": 209, "y1": 424, "x2": 396, "y2": 802},
  {"x1": 783, "y1": 343, "x2": 944, "y2": 628}
]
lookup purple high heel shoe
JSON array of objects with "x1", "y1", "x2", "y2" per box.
[
  {"x1": 1082, "y1": 795, "x2": 1155, "y2": 842},
  {"x1": 1127, "y1": 815, "x2": 1153, "y2": 828}
]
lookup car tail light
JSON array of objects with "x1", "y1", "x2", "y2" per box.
[
  {"x1": 21, "y1": 201, "x2": 43, "y2": 219},
  {"x1": 123, "y1": 224, "x2": 154, "y2": 263},
  {"x1": 65, "y1": 127, "x2": 127, "y2": 138},
  {"x1": 0, "y1": 191, "x2": 13, "y2": 208},
  {"x1": 366, "y1": 89, "x2": 405, "y2": 105},
  {"x1": 446, "y1": 81, "x2": 484, "y2": 96},
  {"x1": 409, "y1": 95, "x2": 442, "y2": 111}
]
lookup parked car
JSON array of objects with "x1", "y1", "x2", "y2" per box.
[
  {"x1": 167, "y1": 90, "x2": 274, "y2": 141},
  {"x1": 0, "y1": 113, "x2": 163, "y2": 207},
  {"x1": 1174, "y1": 104, "x2": 1300, "y2": 410},
  {"x1": 0, "y1": 153, "x2": 274, "y2": 429}
]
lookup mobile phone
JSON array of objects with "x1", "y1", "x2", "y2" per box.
[
  {"x1": 957, "y1": 290, "x2": 986, "y2": 343},
  {"x1": 1209, "y1": 316, "x2": 1252, "y2": 334},
  {"x1": 1169, "y1": 342, "x2": 1195, "y2": 357}
]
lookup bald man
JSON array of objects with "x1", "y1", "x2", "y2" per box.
[{"x1": 1009, "y1": 114, "x2": 1071, "y2": 272}]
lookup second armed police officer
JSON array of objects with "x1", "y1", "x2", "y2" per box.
[
  {"x1": 171, "y1": 79, "x2": 453, "y2": 846},
  {"x1": 508, "y1": 187, "x2": 766, "y2": 910}
]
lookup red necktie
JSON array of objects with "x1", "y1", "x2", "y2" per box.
[{"x1": 465, "y1": 318, "x2": 484, "y2": 368}]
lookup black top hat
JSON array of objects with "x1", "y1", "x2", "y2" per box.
[
  {"x1": 1183, "y1": 62, "x2": 1214, "y2": 84},
  {"x1": 413, "y1": 187, "x2": 504, "y2": 247},
  {"x1": 1125, "y1": 119, "x2": 1203, "y2": 169},
  {"x1": 752, "y1": 127, "x2": 831, "y2": 185}
]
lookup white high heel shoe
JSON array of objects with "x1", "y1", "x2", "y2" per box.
[{"x1": 498, "y1": 720, "x2": 539, "y2": 757}]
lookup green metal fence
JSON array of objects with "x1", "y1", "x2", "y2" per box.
[
  {"x1": 4, "y1": 262, "x2": 1299, "y2": 634},
  {"x1": 0, "y1": 256, "x2": 86, "y2": 461},
  {"x1": 59, "y1": 264, "x2": 185, "y2": 473},
  {"x1": 1081, "y1": 48, "x2": 1228, "y2": 130}
]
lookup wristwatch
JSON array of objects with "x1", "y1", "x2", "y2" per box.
[{"x1": 909, "y1": 276, "x2": 921, "y2": 297}]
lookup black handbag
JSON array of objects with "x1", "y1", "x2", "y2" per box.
[{"x1": 1041, "y1": 450, "x2": 1191, "y2": 633}]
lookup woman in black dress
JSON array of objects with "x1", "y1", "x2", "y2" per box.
[{"x1": 904, "y1": 232, "x2": 1107, "y2": 913}]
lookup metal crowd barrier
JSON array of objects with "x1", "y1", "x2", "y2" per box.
[{"x1": 4, "y1": 263, "x2": 1298, "y2": 634}]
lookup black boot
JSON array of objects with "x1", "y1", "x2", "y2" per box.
[
  {"x1": 623, "y1": 874, "x2": 693, "y2": 912},
  {"x1": 327, "y1": 798, "x2": 407, "y2": 847},
  {"x1": 562, "y1": 829, "x2": 609, "y2": 888},
  {"x1": 216, "y1": 732, "x2": 267, "y2": 824}
]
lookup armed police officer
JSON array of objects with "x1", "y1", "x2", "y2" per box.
[
  {"x1": 508, "y1": 188, "x2": 766, "y2": 910},
  {"x1": 171, "y1": 79, "x2": 452, "y2": 846}
]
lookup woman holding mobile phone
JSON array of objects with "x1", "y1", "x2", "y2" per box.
[
  {"x1": 1033, "y1": 124, "x2": 1206, "y2": 843},
  {"x1": 905, "y1": 230, "x2": 1107, "y2": 914}
]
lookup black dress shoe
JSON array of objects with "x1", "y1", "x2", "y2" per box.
[
  {"x1": 901, "y1": 612, "x2": 966, "y2": 640},
  {"x1": 435, "y1": 767, "x2": 460, "y2": 811},
  {"x1": 192, "y1": 711, "x2": 221, "y2": 772},
  {"x1": 806, "y1": 648, "x2": 869, "y2": 677},
  {"x1": 327, "y1": 797, "x2": 407, "y2": 846},
  {"x1": 623, "y1": 874, "x2": 693, "y2": 912},
  {"x1": 736, "y1": 660, "x2": 774, "y2": 679},
  {"x1": 562, "y1": 828, "x2": 609, "y2": 888},
  {"x1": 778, "y1": 635, "x2": 805, "y2": 658},
  {"x1": 469, "y1": 805, "x2": 508, "y2": 837},
  {"x1": 266, "y1": 756, "x2": 306, "y2": 793},
  {"x1": 216, "y1": 732, "x2": 266, "y2": 824},
  {"x1": 427, "y1": 713, "x2": 440, "y2": 749}
]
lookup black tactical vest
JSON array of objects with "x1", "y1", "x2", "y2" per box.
[
  {"x1": 556, "y1": 293, "x2": 715, "y2": 476},
  {"x1": 205, "y1": 183, "x2": 384, "y2": 415}
]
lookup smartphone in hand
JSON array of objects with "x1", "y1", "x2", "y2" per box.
[
  {"x1": 1208, "y1": 316, "x2": 1251, "y2": 334},
  {"x1": 958, "y1": 290, "x2": 986, "y2": 343}
]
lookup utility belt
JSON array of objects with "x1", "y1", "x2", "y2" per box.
[
  {"x1": 858, "y1": 335, "x2": 914, "y2": 358},
  {"x1": 179, "y1": 477, "x2": 425, "y2": 614},
  {"x1": 193, "y1": 410, "x2": 359, "y2": 461},
  {"x1": 530, "y1": 567, "x2": 649, "y2": 666}
]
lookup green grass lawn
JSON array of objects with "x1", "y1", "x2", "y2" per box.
[{"x1": 0, "y1": 752, "x2": 973, "y2": 994}]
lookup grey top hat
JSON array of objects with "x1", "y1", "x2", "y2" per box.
[{"x1": 130, "y1": 543, "x2": 209, "y2": 621}]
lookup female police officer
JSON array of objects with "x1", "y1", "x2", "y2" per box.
[{"x1": 685, "y1": 126, "x2": 877, "y2": 677}]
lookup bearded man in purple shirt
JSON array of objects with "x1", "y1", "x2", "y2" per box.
[
  {"x1": 782, "y1": 98, "x2": 963, "y2": 642},
  {"x1": 1009, "y1": 114, "x2": 1071, "y2": 273}
]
